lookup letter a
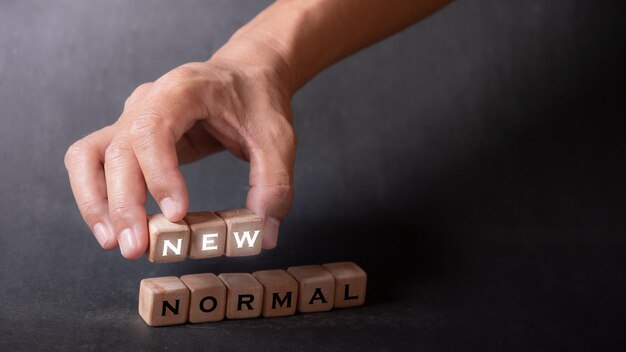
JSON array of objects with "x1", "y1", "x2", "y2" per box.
[{"x1": 308, "y1": 288, "x2": 328, "y2": 305}]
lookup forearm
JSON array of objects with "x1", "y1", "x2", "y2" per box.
[{"x1": 212, "y1": 0, "x2": 451, "y2": 92}]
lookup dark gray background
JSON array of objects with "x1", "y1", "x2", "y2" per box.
[{"x1": 1, "y1": 0, "x2": 625, "y2": 350}]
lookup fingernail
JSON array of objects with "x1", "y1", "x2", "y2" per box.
[
  {"x1": 93, "y1": 222, "x2": 114, "y2": 248},
  {"x1": 262, "y1": 217, "x2": 280, "y2": 249},
  {"x1": 160, "y1": 197, "x2": 180, "y2": 220},
  {"x1": 119, "y1": 228, "x2": 137, "y2": 257}
]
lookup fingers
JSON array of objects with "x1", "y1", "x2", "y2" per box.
[
  {"x1": 128, "y1": 111, "x2": 192, "y2": 223},
  {"x1": 246, "y1": 125, "x2": 296, "y2": 249},
  {"x1": 125, "y1": 72, "x2": 208, "y2": 222},
  {"x1": 64, "y1": 127, "x2": 117, "y2": 249},
  {"x1": 104, "y1": 136, "x2": 149, "y2": 259},
  {"x1": 67, "y1": 61, "x2": 298, "y2": 258}
]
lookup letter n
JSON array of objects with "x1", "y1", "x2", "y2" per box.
[{"x1": 161, "y1": 299, "x2": 180, "y2": 316}]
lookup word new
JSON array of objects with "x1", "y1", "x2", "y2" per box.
[{"x1": 147, "y1": 209, "x2": 263, "y2": 263}]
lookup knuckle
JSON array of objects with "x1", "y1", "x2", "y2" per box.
[
  {"x1": 134, "y1": 82, "x2": 153, "y2": 95},
  {"x1": 140, "y1": 170, "x2": 176, "y2": 199},
  {"x1": 129, "y1": 115, "x2": 158, "y2": 139},
  {"x1": 128, "y1": 115, "x2": 165, "y2": 153},
  {"x1": 64, "y1": 139, "x2": 92, "y2": 169},
  {"x1": 166, "y1": 80, "x2": 197, "y2": 100},
  {"x1": 158, "y1": 64, "x2": 207, "y2": 100},
  {"x1": 104, "y1": 142, "x2": 131, "y2": 166},
  {"x1": 170, "y1": 63, "x2": 205, "y2": 80},
  {"x1": 125, "y1": 82, "x2": 154, "y2": 107},
  {"x1": 109, "y1": 205, "x2": 130, "y2": 221},
  {"x1": 263, "y1": 183, "x2": 295, "y2": 213},
  {"x1": 77, "y1": 198, "x2": 103, "y2": 223},
  {"x1": 247, "y1": 117, "x2": 296, "y2": 150},
  {"x1": 146, "y1": 170, "x2": 184, "y2": 201},
  {"x1": 148, "y1": 171, "x2": 174, "y2": 189},
  {"x1": 123, "y1": 96, "x2": 132, "y2": 109},
  {"x1": 271, "y1": 184, "x2": 294, "y2": 202},
  {"x1": 261, "y1": 179, "x2": 294, "y2": 201},
  {"x1": 277, "y1": 121, "x2": 297, "y2": 147}
]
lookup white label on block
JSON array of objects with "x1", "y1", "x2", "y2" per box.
[
  {"x1": 233, "y1": 230, "x2": 260, "y2": 248},
  {"x1": 162, "y1": 238, "x2": 183, "y2": 256},
  {"x1": 202, "y1": 233, "x2": 219, "y2": 251}
]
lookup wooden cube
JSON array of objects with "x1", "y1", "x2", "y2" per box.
[
  {"x1": 218, "y1": 273, "x2": 263, "y2": 319},
  {"x1": 322, "y1": 262, "x2": 367, "y2": 308},
  {"x1": 286, "y1": 265, "x2": 335, "y2": 313},
  {"x1": 138, "y1": 276, "x2": 190, "y2": 326},
  {"x1": 180, "y1": 273, "x2": 226, "y2": 323},
  {"x1": 252, "y1": 269, "x2": 298, "y2": 317},
  {"x1": 147, "y1": 214, "x2": 190, "y2": 263},
  {"x1": 215, "y1": 209, "x2": 264, "y2": 257},
  {"x1": 183, "y1": 212, "x2": 226, "y2": 259}
]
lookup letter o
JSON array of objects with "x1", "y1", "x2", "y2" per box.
[{"x1": 199, "y1": 296, "x2": 217, "y2": 313}]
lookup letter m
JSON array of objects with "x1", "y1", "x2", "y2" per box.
[{"x1": 272, "y1": 292, "x2": 292, "y2": 309}]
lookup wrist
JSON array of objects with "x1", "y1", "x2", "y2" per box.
[{"x1": 209, "y1": 35, "x2": 296, "y2": 97}]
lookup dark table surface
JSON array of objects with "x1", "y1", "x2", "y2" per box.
[{"x1": 1, "y1": 1, "x2": 625, "y2": 351}]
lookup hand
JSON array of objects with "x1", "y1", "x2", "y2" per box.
[{"x1": 64, "y1": 41, "x2": 296, "y2": 258}]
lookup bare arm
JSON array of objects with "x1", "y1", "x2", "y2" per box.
[{"x1": 217, "y1": 0, "x2": 451, "y2": 90}]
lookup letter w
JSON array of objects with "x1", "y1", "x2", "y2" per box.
[{"x1": 233, "y1": 230, "x2": 260, "y2": 248}]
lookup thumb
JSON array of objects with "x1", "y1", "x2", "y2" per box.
[{"x1": 246, "y1": 141, "x2": 296, "y2": 249}]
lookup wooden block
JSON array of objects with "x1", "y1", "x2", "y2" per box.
[
  {"x1": 322, "y1": 262, "x2": 367, "y2": 308},
  {"x1": 215, "y1": 209, "x2": 264, "y2": 257},
  {"x1": 252, "y1": 269, "x2": 298, "y2": 317},
  {"x1": 218, "y1": 273, "x2": 263, "y2": 319},
  {"x1": 180, "y1": 273, "x2": 226, "y2": 323},
  {"x1": 183, "y1": 212, "x2": 226, "y2": 259},
  {"x1": 147, "y1": 214, "x2": 190, "y2": 263},
  {"x1": 286, "y1": 265, "x2": 335, "y2": 313},
  {"x1": 138, "y1": 276, "x2": 190, "y2": 326}
]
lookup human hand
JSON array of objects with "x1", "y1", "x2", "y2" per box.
[{"x1": 64, "y1": 39, "x2": 296, "y2": 259}]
